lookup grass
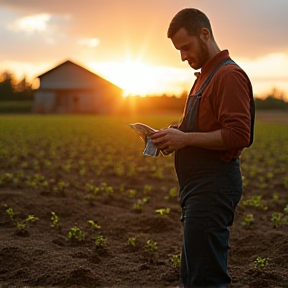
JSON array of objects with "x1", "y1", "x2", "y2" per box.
[{"x1": 0, "y1": 101, "x2": 33, "y2": 113}]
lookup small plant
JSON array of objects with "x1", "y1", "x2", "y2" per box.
[
  {"x1": 95, "y1": 235, "x2": 107, "y2": 248},
  {"x1": 68, "y1": 227, "x2": 84, "y2": 241},
  {"x1": 272, "y1": 193, "x2": 279, "y2": 202},
  {"x1": 143, "y1": 185, "x2": 152, "y2": 195},
  {"x1": 145, "y1": 239, "x2": 158, "y2": 253},
  {"x1": 4, "y1": 204, "x2": 38, "y2": 234},
  {"x1": 4, "y1": 204, "x2": 15, "y2": 221},
  {"x1": 145, "y1": 239, "x2": 158, "y2": 263},
  {"x1": 271, "y1": 212, "x2": 288, "y2": 228},
  {"x1": 87, "y1": 220, "x2": 101, "y2": 229},
  {"x1": 127, "y1": 189, "x2": 137, "y2": 198},
  {"x1": 242, "y1": 214, "x2": 254, "y2": 226},
  {"x1": 253, "y1": 257, "x2": 268, "y2": 269},
  {"x1": 127, "y1": 237, "x2": 137, "y2": 247},
  {"x1": 242, "y1": 195, "x2": 268, "y2": 210},
  {"x1": 133, "y1": 197, "x2": 149, "y2": 211},
  {"x1": 170, "y1": 253, "x2": 181, "y2": 268},
  {"x1": 164, "y1": 187, "x2": 178, "y2": 200},
  {"x1": 100, "y1": 182, "x2": 114, "y2": 195},
  {"x1": 16, "y1": 215, "x2": 39, "y2": 234},
  {"x1": 155, "y1": 208, "x2": 170, "y2": 216},
  {"x1": 50, "y1": 212, "x2": 59, "y2": 230}
]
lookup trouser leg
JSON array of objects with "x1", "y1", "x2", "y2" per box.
[{"x1": 180, "y1": 190, "x2": 240, "y2": 288}]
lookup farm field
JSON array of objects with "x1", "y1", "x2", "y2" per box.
[{"x1": 1, "y1": 112, "x2": 288, "y2": 288}]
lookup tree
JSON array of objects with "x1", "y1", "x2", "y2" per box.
[{"x1": 0, "y1": 71, "x2": 16, "y2": 100}]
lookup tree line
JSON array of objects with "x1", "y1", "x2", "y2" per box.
[
  {"x1": 0, "y1": 71, "x2": 33, "y2": 101},
  {"x1": 0, "y1": 70, "x2": 288, "y2": 111}
]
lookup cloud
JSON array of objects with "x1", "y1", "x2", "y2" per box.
[
  {"x1": 8, "y1": 14, "x2": 51, "y2": 34},
  {"x1": 0, "y1": 0, "x2": 287, "y2": 62}
]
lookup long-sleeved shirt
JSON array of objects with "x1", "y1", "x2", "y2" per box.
[{"x1": 192, "y1": 49, "x2": 253, "y2": 161}]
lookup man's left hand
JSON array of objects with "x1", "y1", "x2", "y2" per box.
[{"x1": 150, "y1": 128, "x2": 187, "y2": 151}]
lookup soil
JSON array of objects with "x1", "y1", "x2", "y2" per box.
[{"x1": 1, "y1": 178, "x2": 288, "y2": 288}]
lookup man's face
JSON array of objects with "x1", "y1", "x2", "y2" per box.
[{"x1": 171, "y1": 27, "x2": 209, "y2": 70}]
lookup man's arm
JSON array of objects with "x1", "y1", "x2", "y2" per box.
[{"x1": 150, "y1": 128, "x2": 227, "y2": 151}]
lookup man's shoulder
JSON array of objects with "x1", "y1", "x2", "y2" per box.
[{"x1": 216, "y1": 61, "x2": 251, "y2": 82}]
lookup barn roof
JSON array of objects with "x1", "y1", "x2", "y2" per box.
[{"x1": 36, "y1": 59, "x2": 122, "y2": 91}]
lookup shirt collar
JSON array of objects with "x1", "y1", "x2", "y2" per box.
[{"x1": 200, "y1": 50, "x2": 231, "y2": 80}]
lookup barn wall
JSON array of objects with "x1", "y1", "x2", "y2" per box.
[
  {"x1": 34, "y1": 61, "x2": 124, "y2": 114},
  {"x1": 33, "y1": 90, "x2": 56, "y2": 113}
]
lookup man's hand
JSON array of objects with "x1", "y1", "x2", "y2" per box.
[{"x1": 150, "y1": 128, "x2": 187, "y2": 151}]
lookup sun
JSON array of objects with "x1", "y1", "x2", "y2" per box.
[
  {"x1": 89, "y1": 60, "x2": 166, "y2": 97},
  {"x1": 114, "y1": 60, "x2": 155, "y2": 96}
]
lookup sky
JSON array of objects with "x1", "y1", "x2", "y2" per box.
[{"x1": 0, "y1": 0, "x2": 288, "y2": 98}]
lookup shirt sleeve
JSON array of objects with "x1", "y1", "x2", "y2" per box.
[{"x1": 214, "y1": 67, "x2": 252, "y2": 149}]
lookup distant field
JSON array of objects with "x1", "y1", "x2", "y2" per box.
[
  {"x1": 256, "y1": 110, "x2": 288, "y2": 124},
  {"x1": 0, "y1": 101, "x2": 33, "y2": 113},
  {"x1": 1, "y1": 113, "x2": 288, "y2": 287}
]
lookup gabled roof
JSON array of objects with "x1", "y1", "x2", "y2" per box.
[{"x1": 37, "y1": 59, "x2": 122, "y2": 91}]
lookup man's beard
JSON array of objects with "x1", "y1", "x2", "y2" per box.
[{"x1": 193, "y1": 36, "x2": 210, "y2": 70}]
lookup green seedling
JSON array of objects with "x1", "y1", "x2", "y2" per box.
[
  {"x1": 242, "y1": 214, "x2": 254, "y2": 226},
  {"x1": 95, "y1": 235, "x2": 107, "y2": 248},
  {"x1": 170, "y1": 253, "x2": 181, "y2": 268},
  {"x1": 155, "y1": 208, "x2": 170, "y2": 216},
  {"x1": 145, "y1": 239, "x2": 157, "y2": 253},
  {"x1": 85, "y1": 183, "x2": 99, "y2": 194},
  {"x1": 253, "y1": 257, "x2": 268, "y2": 269},
  {"x1": 242, "y1": 195, "x2": 268, "y2": 210},
  {"x1": 67, "y1": 227, "x2": 84, "y2": 241},
  {"x1": 53, "y1": 180, "x2": 68, "y2": 193},
  {"x1": 16, "y1": 215, "x2": 38, "y2": 233},
  {"x1": 4, "y1": 204, "x2": 15, "y2": 220},
  {"x1": 128, "y1": 189, "x2": 137, "y2": 198},
  {"x1": 133, "y1": 197, "x2": 149, "y2": 210},
  {"x1": 87, "y1": 220, "x2": 101, "y2": 229},
  {"x1": 145, "y1": 239, "x2": 158, "y2": 264},
  {"x1": 271, "y1": 212, "x2": 288, "y2": 228},
  {"x1": 143, "y1": 185, "x2": 152, "y2": 195},
  {"x1": 50, "y1": 212, "x2": 59, "y2": 230},
  {"x1": 272, "y1": 193, "x2": 279, "y2": 202},
  {"x1": 100, "y1": 182, "x2": 114, "y2": 195},
  {"x1": 164, "y1": 187, "x2": 178, "y2": 200},
  {"x1": 127, "y1": 237, "x2": 137, "y2": 247}
]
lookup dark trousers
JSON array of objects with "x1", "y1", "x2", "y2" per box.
[{"x1": 180, "y1": 188, "x2": 242, "y2": 288}]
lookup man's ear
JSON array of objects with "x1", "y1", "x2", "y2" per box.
[{"x1": 199, "y1": 28, "x2": 210, "y2": 41}]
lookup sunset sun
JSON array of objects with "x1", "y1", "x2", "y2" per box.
[{"x1": 89, "y1": 60, "x2": 167, "y2": 97}]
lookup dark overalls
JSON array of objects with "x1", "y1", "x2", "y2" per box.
[{"x1": 175, "y1": 59, "x2": 254, "y2": 288}]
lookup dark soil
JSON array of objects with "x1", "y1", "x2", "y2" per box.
[{"x1": 1, "y1": 178, "x2": 288, "y2": 288}]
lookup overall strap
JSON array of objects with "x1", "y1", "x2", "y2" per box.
[
  {"x1": 180, "y1": 59, "x2": 236, "y2": 132},
  {"x1": 194, "y1": 59, "x2": 235, "y2": 96}
]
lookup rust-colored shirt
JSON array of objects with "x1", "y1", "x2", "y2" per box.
[{"x1": 192, "y1": 50, "x2": 252, "y2": 161}]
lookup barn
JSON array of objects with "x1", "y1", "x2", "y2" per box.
[{"x1": 33, "y1": 60, "x2": 123, "y2": 113}]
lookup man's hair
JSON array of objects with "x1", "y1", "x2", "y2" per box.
[{"x1": 167, "y1": 8, "x2": 214, "y2": 39}]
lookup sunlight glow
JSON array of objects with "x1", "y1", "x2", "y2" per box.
[
  {"x1": 8, "y1": 14, "x2": 51, "y2": 34},
  {"x1": 78, "y1": 38, "x2": 100, "y2": 48},
  {"x1": 238, "y1": 53, "x2": 288, "y2": 97},
  {"x1": 88, "y1": 60, "x2": 194, "y2": 97}
]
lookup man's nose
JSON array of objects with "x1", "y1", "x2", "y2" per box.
[{"x1": 180, "y1": 50, "x2": 188, "y2": 62}]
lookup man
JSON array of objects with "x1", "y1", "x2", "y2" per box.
[{"x1": 150, "y1": 8, "x2": 254, "y2": 288}]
